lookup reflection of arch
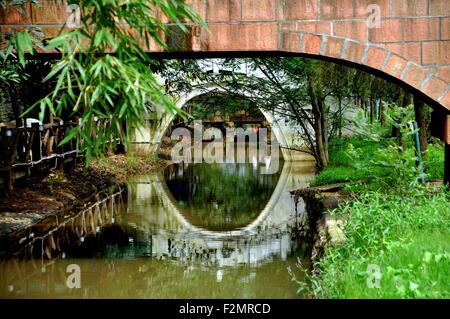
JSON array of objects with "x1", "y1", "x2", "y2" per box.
[
  {"x1": 143, "y1": 161, "x2": 295, "y2": 239},
  {"x1": 153, "y1": 84, "x2": 294, "y2": 160}
]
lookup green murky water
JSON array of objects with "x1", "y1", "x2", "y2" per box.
[{"x1": 0, "y1": 160, "x2": 315, "y2": 298}]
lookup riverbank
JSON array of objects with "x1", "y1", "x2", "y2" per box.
[
  {"x1": 0, "y1": 153, "x2": 170, "y2": 244},
  {"x1": 292, "y1": 137, "x2": 449, "y2": 298}
]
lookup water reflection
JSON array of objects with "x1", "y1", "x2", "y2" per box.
[
  {"x1": 0, "y1": 161, "x2": 316, "y2": 298},
  {"x1": 164, "y1": 162, "x2": 281, "y2": 231}
]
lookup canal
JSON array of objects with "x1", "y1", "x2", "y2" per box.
[{"x1": 0, "y1": 160, "x2": 315, "y2": 298}]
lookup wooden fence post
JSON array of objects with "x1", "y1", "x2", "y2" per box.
[{"x1": 31, "y1": 123, "x2": 42, "y2": 162}]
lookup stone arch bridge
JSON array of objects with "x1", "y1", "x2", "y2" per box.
[
  {"x1": 132, "y1": 83, "x2": 311, "y2": 161},
  {"x1": 1, "y1": 0, "x2": 449, "y2": 178}
]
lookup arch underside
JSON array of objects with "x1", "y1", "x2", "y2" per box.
[
  {"x1": 144, "y1": 84, "x2": 309, "y2": 161},
  {"x1": 146, "y1": 32, "x2": 449, "y2": 114}
]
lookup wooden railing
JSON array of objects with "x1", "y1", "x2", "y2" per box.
[{"x1": 0, "y1": 120, "x2": 78, "y2": 191}]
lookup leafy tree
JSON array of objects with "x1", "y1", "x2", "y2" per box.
[
  {"x1": 8, "y1": 0, "x2": 205, "y2": 164},
  {"x1": 163, "y1": 58, "x2": 396, "y2": 169},
  {"x1": 0, "y1": 0, "x2": 42, "y2": 125}
]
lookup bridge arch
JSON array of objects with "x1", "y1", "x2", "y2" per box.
[
  {"x1": 6, "y1": 0, "x2": 448, "y2": 114},
  {"x1": 141, "y1": 83, "x2": 304, "y2": 161},
  {"x1": 279, "y1": 31, "x2": 449, "y2": 113},
  {"x1": 3, "y1": 0, "x2": 450, "y2": 176},
  {"x1": 135, "y1": 160, "x2": 300, "y2": 238}
]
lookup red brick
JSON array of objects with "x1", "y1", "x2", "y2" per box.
[
  {"x1": 343, "y1": 41, "x2": 365, "y2": 64},
  {"x1": 403, "y1": 64, "x2": 427, "y2": 88},
  {"x1": 207, "y1": 0, "x2": 241, "y2": 22},
  {"x1": 369, "y1": 18, "x2": 440, "y2": 42},
  {"x1": 369, "y1": 19, "x2": 402, "y2": 42},
  {"x1": 281, "y1": 22, "x2": 297, "y2": 32},
  {"x1": 364, "y1": 47, "x2": 388, "y2": 69},
  {"x1": 282, "y1": 32, "x2": 300, "y2": 52},
  {"x1": 354, "y1": 0, "x2": 390, "y2": 18},
  {"x1": 438, "y1": 66, "x2": 450, "y2": 83},
  {"x1": 383, "y1": 55, "x2": 408, "y2": 78},
  {"x1": 296, "y1": 22, "x2": 331, "y2": 34},
  {"x1": 440, "y1": 91, "x2": 450, "y2": 111},
  {"x1": 333, "y1": 21, "x2": 367, "y2": 42},
  {"x1": 442, "y1": 18, "x2": 450, "y2": 41},
  {"x1": 284, "y1": 0, "x2": 318, "y2": 20},
  {"x1": 383, "y1": 43, "x2": 421, "y2": 64},
  {"x1": 186, "y1": 0, "x2": 206, "y2": 20},
  {"x1": 324, "y1": 37, "x2": 344, "y2": 58},
  {"x1": 148, "y1": 31, "x2": 165, "y2": 52},
  {"x1": 429, "y1": 0, "x2": 450, "y2": 16},
  {"x1": 320, "y1": 0, "x2": 354, "y2": 20},
  {"x1": 301, "y1": 33, "x2": 322, "y2": 55},
  {"x1": 31, "y1": 0, "x2": 66, "y2": 24},
  {"x1": 0, "y1": 2, "x2": 31, "y2": 24},
  {"x1": 153, "y1": 5, "x2": 170, "y2": 24},
  {"x1": 423, "y1": 76, "x2": 448, "y2": 100},
  {"x1": 276, "y1": 0, "x2": 284, "y2": 20},
  {"x1": 200, "y1": 23, "x2": 278, "y2": 51},
  {"x1": 422, "y1": 41, "x2": 450, "y2": 65},
  {"x1": 392, "y1": 0, "x2": 428, "y2": 16},
  {"x1": 242, "y1": 0, "x2": 275, "y2": 21},
  {"x1": 404, "y1": 18, "x2": 440, "y2": 41}
]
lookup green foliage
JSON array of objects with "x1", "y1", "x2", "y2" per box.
[
  {"x1": 426, "y1": 143, "x2": 445, "y2": 180},
  {"x1": 314, "y1": 99, "x2": 443, "y2": 190},
  {"x1": 0, "y1": 1, "x2": 44, "y2": 123},
  {"x1": 165, "y1": 163, "x2": 281, "y2": 230},
  {"x1": 308, "y1": 187, "x2": 450, "y2": 298},
  {"x1": 164, "y1": 57, "x2": 401, "y2": 168},
  {"x1": 21, "y1": 0, "x2": 205, "y2": 164},
  {"x1": 315, "y1": 136, "x2": 444, "y2": 192},
  {"x1": 0, "y1": 1, "x2": 41, "y2": 80},
  {"x1": 300, "y1": 105, "x2": 448, "y2": 298},
  {"x1": 351, "y1": 109, "x2": 389, "y2": 141}
]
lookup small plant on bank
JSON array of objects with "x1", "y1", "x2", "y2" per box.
[{"x1": 294, "y1": 100, "x2": 449, "y2": 298}]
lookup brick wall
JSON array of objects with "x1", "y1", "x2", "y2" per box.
[{"x1": 1, "y1": 0, "x2": 449, "y2": 110}]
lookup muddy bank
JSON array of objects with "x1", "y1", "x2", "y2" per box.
[
  {"x1": 291, "y1": 183, "x2": 349, "y2": 268},
  {"x1": 0, "y1": 154, "x2": 170, "y2": 256}
]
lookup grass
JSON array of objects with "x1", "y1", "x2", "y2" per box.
[
  {"x1": 425, "y1": 142, "x2": 445, "y2": 180},
  {"x1": 313, "y1": 137, "x2": 445, "y2": 189},
  {"x1": 298, "y1": 136, "x2": 450, "y2": 298},
  {"x1": 311, "y1": 188, "x2": 450, "y2": 298},
  {"x1": 90, "y1": 153, "x2": 166, "y2": 181}
]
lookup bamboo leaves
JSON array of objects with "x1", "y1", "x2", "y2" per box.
[{"x1": 31, "y1": 0, "x2": 204, "y2": 164}]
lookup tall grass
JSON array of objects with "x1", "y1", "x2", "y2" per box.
[
  {"x1": 295, "y1": 137, "x2": 449, "y2": 298},
  {"x1": 311, "y1": 187, "x2": 450, "y2": 298}
]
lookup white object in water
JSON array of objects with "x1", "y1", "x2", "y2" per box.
[
  {"x1": 216, "y1": 269, "x2": 223, "y2": 282},
  {"x1": 264, "y1": 156, "x2": 271, "y2": 169},
  {"x1": 252, "y1": 156, "x2": 258, "y2": 169}
]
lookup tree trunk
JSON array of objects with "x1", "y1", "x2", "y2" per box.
[
  {"x1": 338, "y1": 97, "x2": 343, "y2": 137},
  {"x1": 413, "y1": 96, "x2": 428, "y2": 160},
  {"x1": 370, "y1": 98, "x2": 375, "y2": 124},
  {"x1": 308, "y1": 83, "x2": 329, "y2": 169}
]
